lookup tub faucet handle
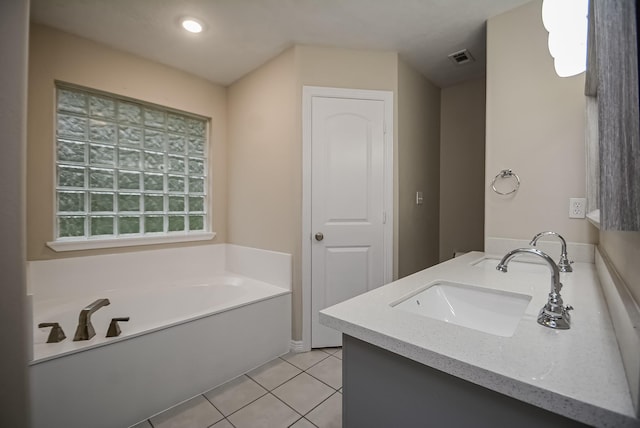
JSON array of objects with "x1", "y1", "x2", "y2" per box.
[
  {"x1": 106, "y1": 317, "x2": 130, "y2": 338},
  {"x1": 39, "y1": 322, "x2": 66, "y2": 343}
]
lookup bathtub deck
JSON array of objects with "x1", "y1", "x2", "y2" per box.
[{"x1": 31, "y1": 275, "x2": 288, "y2": 363}]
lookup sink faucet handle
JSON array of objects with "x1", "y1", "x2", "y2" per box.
[
  {"x1": 529, "y1": 231, "x2": 573, "y2": 273},
  {"x1": 558, "y1": 256, "x2": 574, "y2": 273},
  {"x1": 106, "y1": 317, "x2": 130, "y2": 338},
  {"x1": 38, "y1": 322, "x2": 66, "y2": 343}
]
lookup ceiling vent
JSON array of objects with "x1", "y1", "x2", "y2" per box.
[{"x1": 448, "y1": 49, "x2": 475, "y2": 66}]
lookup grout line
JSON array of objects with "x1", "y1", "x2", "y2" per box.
[
  {"x1": 143, "y1": 349, "x2": 342, "y2": 428},
  {"x1": 271, "y1": 371, "x2": 307, "y2": 392},
  {"x1": 206, "y1": 376, "x2": 269, "y2": 420},
  {"x1": 280, "y1": 352, "x2": 331, "y2": 371},
  {"x1": 288, "y1": 416, "x2": 319, "y2": 428},
  {"x1": 201, "y1": 393, "x2": 226, "y2": 420},
  {"x1": 266, "y1": 391, "x2": 305, "y2": 420},
  {"x1": 221, "y1": 390, "x2": 269, "y2": 419},
  {"x1": 304, "y1": 370, "x2": 340, "y2": 391},
  {"x1": 280, "y1": 354, "x2": 331, "y2": 371},
  {"x1": 271, "y1": 370, "x2": 340, "y2": 418},
  {"x1": 307, "y1": 418, "x2": 320, "y2": 428},
  {"x1": 303, "y1": 355, "x2": 342, "y2": 390},
  {"x1": 288, "y1": 415, "x2": 303, "y2": 428},
  {"x1": 302, "y1": 390, "x2": 341, "y2": 419},
  {"x1": 287, "y1": 416, "x2": 302, "y2": 428},
  {"x1": 246, "y1": 359, "x2": 302, "y2": 391},
  {"x1": 201, "y1": 391, "x2": 215, "y2": 407},
  {"x1": 209, "y1": 417, "x2": 237, "y2": 428}
]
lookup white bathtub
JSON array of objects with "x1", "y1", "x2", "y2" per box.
[
  {"x1": 29, "y1": 245, "x2": 292, "y2": 428},
  {"x1": 32, "y1": 275, "x2": 288, "y2": 363}
]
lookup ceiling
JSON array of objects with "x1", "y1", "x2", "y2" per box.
[{"x1": 30, "y1": 0, "x2": 531, "y2": 88}]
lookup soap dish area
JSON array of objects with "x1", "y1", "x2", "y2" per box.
[{"x1": 391, "y1": 281, "x2": 532, "y2": 337}]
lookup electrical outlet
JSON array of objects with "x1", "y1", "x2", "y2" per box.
[{"x1": 569, "y1": 198, "x2": 586, "y2": 219}]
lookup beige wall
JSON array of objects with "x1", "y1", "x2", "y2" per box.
[
  {"x1": 295, "y1": 45, "x2": 401, "y2": 278},
  {"x1": 487, "y1": 2, "x2": 640, "y2": 310},
  {"x1": 227, "y1": 47, "x2": 299, "y2": 339},
  {"x1": 295, "y1": 45, "x2": 398, "y2": 91},
  {"x1": 26, "y1": 25, "x2": 441, "y2": 342},
  {"x1": 27, "y1": 24, "x2": 228, "y2": 260},
  {"x1": 486, "y1": 0, "x2": 640, "y2": 312},
  {"x1": 485, "y1": 0, "x2": 597, "y2": 245},
  {"x1": 228, "y1": 45, "x2": 402, "y2": 340},
  {"x1": 227, "y1": 47, "x2": 297, "y2": 253},
  {"x1": 397, "y1": 58, "x2": 441, "y2": 277},
  {"x1": 297, "y1": 46, "x2": 399, "y2": 338},
  {"x1": 0, "y1": 0, "x2": 29, "y2": 425},
  {"x1": 439, "y1": 78, "x2": 486, "y2": 261}
]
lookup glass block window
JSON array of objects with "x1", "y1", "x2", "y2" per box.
[{"x1": 55, "y1": 83, "x2": 208, "y2": 240}]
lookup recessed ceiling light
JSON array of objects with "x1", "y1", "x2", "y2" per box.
[{"x1": 181, "y1": 18, "x2": 203, "y2": 34}]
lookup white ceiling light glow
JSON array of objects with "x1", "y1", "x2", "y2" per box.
[
  {"x1": 181, "y1": 18, "x2": 203, "y2": 34},
  {"x1": 541, "y1": 0, "x2": 589, "y2": 77}
]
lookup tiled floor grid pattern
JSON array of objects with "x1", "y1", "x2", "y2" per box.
[{"x1": 131, "y1": 348, "x2": 343, "y2": 428}]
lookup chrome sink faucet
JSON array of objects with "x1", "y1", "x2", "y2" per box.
[
  {"x1": 497, "y1": 248, "x2": 573, "y2": 329},
  {"x1": 73, "y1": 298, "x2": 110, "y2": 341},
  {"x1": 529, "y1": 231, "x2": 573, "y2": 272}
]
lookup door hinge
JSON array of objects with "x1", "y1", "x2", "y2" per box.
[
  {"x1": 383, "y1": 211, "x2": 387, "y2": 224},
  {"x1": 383, "y1": 121, "x2": 387, "y2": 135}
]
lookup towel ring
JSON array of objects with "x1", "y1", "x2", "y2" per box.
[{"x1": 491, "y1": 169, "x2": 520, "y2": 195}]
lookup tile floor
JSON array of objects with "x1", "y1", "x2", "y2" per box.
[{"x1": 131, "y1": 347, "x2": 343, "y2": 428}]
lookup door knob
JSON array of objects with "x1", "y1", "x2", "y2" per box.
[{"x1": 315, "y1": 232, "x2": 324, "y2": 241}]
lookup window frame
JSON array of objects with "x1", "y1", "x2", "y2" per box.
[{"x1": 47, "y1": 82, "x2": 215, "y2": 252}]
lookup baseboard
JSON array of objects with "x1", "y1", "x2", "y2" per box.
[{"x1": 290, "y1": 340, "x2": 305, "y2": 353}]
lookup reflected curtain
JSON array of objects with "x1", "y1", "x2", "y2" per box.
[{"x1": 586, "y1": 0, "x2": 640, "y2": 230}]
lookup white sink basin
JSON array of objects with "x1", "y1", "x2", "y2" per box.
[
  {"x1": 471, "y1": 256, "x2": 550, "y2": 274},
  {"x1": 391, "y1": 281, "x2": 532, "y2": 337}
]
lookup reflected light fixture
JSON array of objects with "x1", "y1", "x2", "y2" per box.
[
  {"x1": 181, "y1": 17, "x2": 204, "y2": 34},
  {"x1": 541, "y1": 0, "x2": 589, "y2": 77}
]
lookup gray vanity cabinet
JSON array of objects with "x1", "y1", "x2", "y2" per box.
[{"x1": 342, "y1": 335, "x2": 588, "y2": 428}]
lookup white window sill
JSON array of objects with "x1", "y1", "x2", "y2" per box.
[
  {"x1": 47, "y1": 232, "x2": 216, "y2": 252},
  {"x1": 587, "y1": 209, "x2": 600, "y2": 229}
]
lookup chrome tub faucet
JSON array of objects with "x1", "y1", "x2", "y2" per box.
[
  {"x1": 73, "y1": 298, "x2": 110, "y2": 341},
  {"x1": 529, "y1": 231, "x2": 573, "y2": 272},
  {"x1": 497, "y1": 248, "x2": 573, "y2": 329}
]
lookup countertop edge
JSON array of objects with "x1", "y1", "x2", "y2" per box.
[{"x1": 320, "y1": 312, "x2": 636, "y2": 427}]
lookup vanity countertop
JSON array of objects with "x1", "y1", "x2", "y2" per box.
[{"x1": 319, "y1": 251, "x2": 639, "y2": 427}]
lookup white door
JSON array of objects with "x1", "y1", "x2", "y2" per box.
[{"x1": 310, "y1": 95, "x2": 387, "y2": 348}]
